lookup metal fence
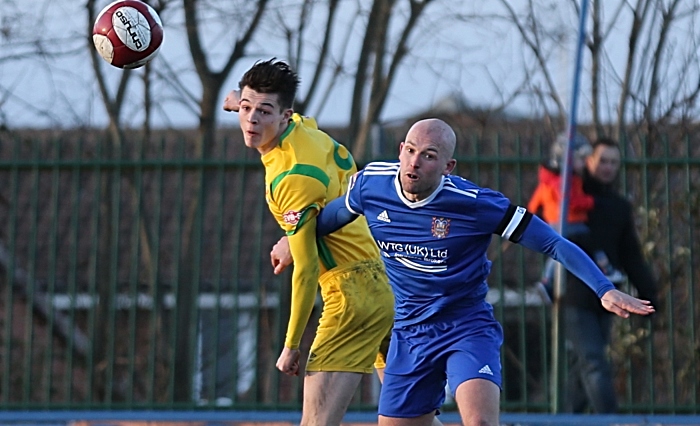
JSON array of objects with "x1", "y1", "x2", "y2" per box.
[{"x1": 0, "y1": 130, "x2": 698, "y2": 414}]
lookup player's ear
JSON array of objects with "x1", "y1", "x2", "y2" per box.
[
  {"x1": 282, "y1": 108, "x2": 293, "y2": 122},
  {"x1": 398, "y1": 141, "x2": 405, "y2": 155},
  {"x1": 444, "y1": 158, "x2": 457, "y2": 175}
]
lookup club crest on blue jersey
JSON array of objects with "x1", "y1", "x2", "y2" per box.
[{"x1": 431, "y1": 217, "x2": 450, "y2": 239}]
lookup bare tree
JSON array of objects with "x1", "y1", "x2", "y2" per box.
[
  {"x1": 270, "y1": 0, "x2": 439, "y2": 160},
  {"x1": 497, "y1": 0, "x2": 568, "y2": 129},
  {"x1": 86, "y1": 0, "x2": 179, "y2": 402},
  {"x1": 484, "y1": 0, "x2": 700, "y2": 145},
  {"x1": 173, "y1": 0, "x2": 269, "y2": 402},
  {"x1": 279, "y1": 0, "x2": 342, "y2": 115},
  {"x1": 586, "y1": 0, "x2": 700, "y2": 145},
  {"x1": 345, "y1": 0, "x2": 436, "y2": 160},
  {"x1": 85, "y1": 0, "x2": 136, "y2": 402},
  {"x1": 84, "y1": 0, "x2": 271, "y2": 400},
  {"x1": 182, "y1": 0, "x2": 267, "y2": 155},
  {"x1": 0, "y1": 0, "x2": 88, "y2": 128},
  {"x1": 352, "y1": 0, "x2": 436, "y2": 159}
]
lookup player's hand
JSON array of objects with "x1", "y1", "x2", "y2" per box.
[
  {"x1": 222, "y1": 89, "x2": 240, "y2": 112},
  {"x1": 600, "y1": 289, "x2": 655, "y2": 318},
  {"x1": 276, "y1": 347, "x2": 300, "y2": 376},
  {"x1": 270, "y1": 236, "x2": 293, "y2": 275}
]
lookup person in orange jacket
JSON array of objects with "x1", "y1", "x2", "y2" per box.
[{"x1": 528, "y1": 132, "x2": 624, "y2": 303}]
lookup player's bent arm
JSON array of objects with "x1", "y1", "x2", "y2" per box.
[
  {"x1": 316, "y1": 195, "x2": 359, "y2": 236},
  {"x1": 271, "y1": 236, "x2": 292, "y2": 275},
  {"x1": 285, "y1": 217, "x2": 321, "y2": 349},
  {"x1": 222, "y1": 89, "x2": 240, "y2": 112},
  {"x1": 274, "y1": 194, "x2": 358, "y2": 273}
]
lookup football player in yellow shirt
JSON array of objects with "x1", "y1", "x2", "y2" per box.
[{"x1": 223, "y1": 58, "x2": 394, "y2": 426}]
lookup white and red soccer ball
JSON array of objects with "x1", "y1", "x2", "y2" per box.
[{"x1": 92, "y1": 0, "x2": 164, "y2": 69}]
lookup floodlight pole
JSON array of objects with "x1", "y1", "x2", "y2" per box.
[{"x1": 551, "y1": 0, "x2": 590, "y2": 414}]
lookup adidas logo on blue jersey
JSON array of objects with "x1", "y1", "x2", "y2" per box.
[
  {"x1": 377, "y1": 210, "x2": 391, "y2": 223},
  {"x1": 478, "y1": 365, "x2": 493, "y2": 375}
]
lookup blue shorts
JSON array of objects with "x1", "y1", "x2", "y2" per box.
[{"x1": 378, "y1": 300, "x2": 503, "y2": 418}]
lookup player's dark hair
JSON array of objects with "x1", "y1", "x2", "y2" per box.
[{"x1": 238, "y1": 58, "x2": 299, "y2": 110}]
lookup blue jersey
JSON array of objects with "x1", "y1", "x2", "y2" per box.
[{"x1": 345, "y1": 161, "x2": 530, "y2": 326}]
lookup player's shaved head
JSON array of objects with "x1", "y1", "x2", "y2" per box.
[
  {"x1": 399, "y1": 118, "x2": 457, "y2": 202},
  {"x1": 406, "y1": 118, "x2": 456, "y2": 161}
]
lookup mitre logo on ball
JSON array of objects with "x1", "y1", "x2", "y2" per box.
[{"x1": 92, "y1": 0, "x2": 164, "y2": 69}]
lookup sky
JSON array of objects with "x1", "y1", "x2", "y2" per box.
[
  {"x1": 0, "y1": 1, "x2": 540, "y2": 129},
  {"x1": 3, "y1": 0, "x2": 697, "y2": 130}
]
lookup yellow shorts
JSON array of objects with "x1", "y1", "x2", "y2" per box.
[{"x1": 307, "y1": 259, "x2": 394, "y2": 373}]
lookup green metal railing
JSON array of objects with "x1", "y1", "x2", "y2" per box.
[{"x1": 0, "y1": 131, "x2": 698, "y2": 413}]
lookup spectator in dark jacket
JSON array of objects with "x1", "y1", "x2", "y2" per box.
[{"x1": 563, "y1": 137, "x2": 658, "y2": 413}]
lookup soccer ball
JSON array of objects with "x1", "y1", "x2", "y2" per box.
[{"x1": 92, "y1": 0, "x2": 164, "y2": 69}]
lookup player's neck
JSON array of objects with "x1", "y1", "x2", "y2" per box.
[
  {"x1": 259, "y1": 123, "x2": 290, "y2": 156},
  {"x1": 275, "y1": 120, "x2": 291, "y2": 144}
]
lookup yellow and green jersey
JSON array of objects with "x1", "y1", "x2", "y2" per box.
[{"x1": 261, "y1": 113, "x2": 381, "y2": 349}]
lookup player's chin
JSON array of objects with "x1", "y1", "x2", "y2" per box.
[
  {"x1": 243, "y1": 137, "x2": 259, "y2": 148},
  {"x1": 400, "y1": 177, "x2": 419, "y2": 190},
  {"x1": 405, "y1": 183, "x2": 426, "y2": 198}
]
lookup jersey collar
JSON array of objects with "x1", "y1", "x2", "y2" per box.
[{"x1": 393, "y1": 172, "x2": 446, "y2": 209}]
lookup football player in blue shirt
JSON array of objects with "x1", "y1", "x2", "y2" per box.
[{"x1": 310, "y1": 118, "x2": 654, "y2": 426}]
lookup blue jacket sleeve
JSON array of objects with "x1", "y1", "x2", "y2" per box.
[
  {"x1": 517, "y1": 215, "x2": 615, "y2": 298},
  {"x1": 316, "y1": 196, "x2": 359, "y2": 236}
]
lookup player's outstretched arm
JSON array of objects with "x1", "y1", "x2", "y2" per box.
[{"x1": 516, "y1": 214, "x2": 654, "y2": 317}]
